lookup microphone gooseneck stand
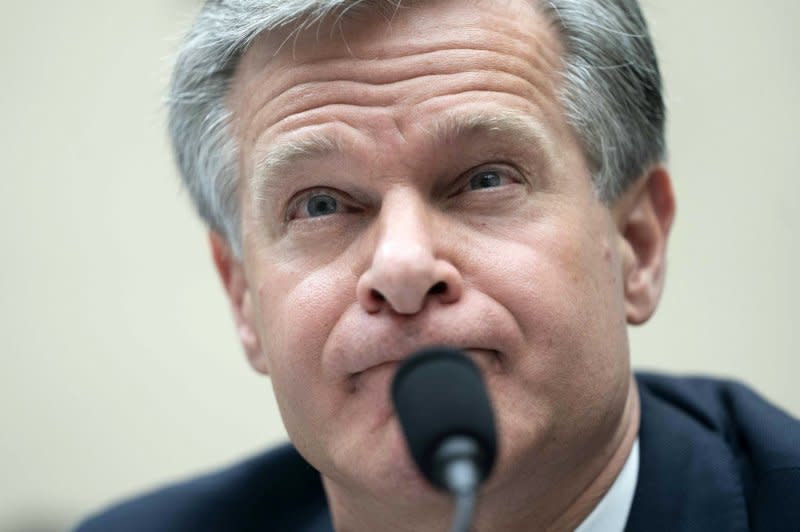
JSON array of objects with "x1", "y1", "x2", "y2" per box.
[
  {"x1": 435, "y1": 436, "x2": 482, "y2": 532},
  {"x1": 391, "y1": 346, "x2": 498, "y2": 532}
]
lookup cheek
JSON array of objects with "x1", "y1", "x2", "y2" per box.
[
  {"x1": 255, "y1": 262, "x2": 356, "y2": 429},
  {"x1": 467, "y1": 213, "x2": 631, "y2": 468},
  {"x1": 475, "y1": 211, "x2": 627, "y2": 388}
]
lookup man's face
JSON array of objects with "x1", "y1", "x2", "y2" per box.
[{"x1": 221, "y1": 0, "x2": 657, "y2": 504}]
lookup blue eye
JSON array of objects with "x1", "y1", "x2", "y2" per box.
[
  {"x1": 469, "y1": 171, "x2": 503, "y2": 190},
  {"x1": 304, "y1": 193, "x2": 338, "y2": 217}
]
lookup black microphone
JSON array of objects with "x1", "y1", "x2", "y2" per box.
[{"x1": 391, "y1": 346, "x2": 497, "y2": 532}]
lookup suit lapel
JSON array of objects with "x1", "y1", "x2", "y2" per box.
[{"x1": 624, "y1": 377, "x2": 749, "y2": 531}]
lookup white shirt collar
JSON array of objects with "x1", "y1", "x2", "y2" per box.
[{"x1": 573, "y1": 438, "x2": 639, "y2": 532}]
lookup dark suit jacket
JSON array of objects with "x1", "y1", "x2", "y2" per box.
[{"x1": 74, "y1": 374, "x2": 800, "y2": 531}]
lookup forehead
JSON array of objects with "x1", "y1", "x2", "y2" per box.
[
  {"x1": 234, "y1": 0, "x2": 558, "y2": 71},
  {"x1": 227, "y1": 0, "x2": 571, "y2": 180}
]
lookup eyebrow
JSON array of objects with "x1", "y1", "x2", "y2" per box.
[
  {"x1": 426, "y1": 110, "x2": 554, "y2": 160},
  {"x1": 254, "y1": 131, "x2": 343, "y2": 189},
  {"x1": 251, "y1": 110, "x2": 553, "y2": 204},
  {"x1": 251, "y1": 133, "x2": 345, "y2": 208}
]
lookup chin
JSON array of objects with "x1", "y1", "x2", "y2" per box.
[{"x1": 326, "y1": 412, "x2": 443, "y2": 502}]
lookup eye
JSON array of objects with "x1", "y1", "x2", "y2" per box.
[
  {"x1": 464, "y1": 167, "x2": 522, "y2": 193},
  {"x1": 304, "y1": 193, "x2": 338, "y2": 217},
  {"x1": 468, "y1": 171, "x2": 504, "y2": 190},
  {"x1": 287, "y1": 190, "x2": 342, "y2": 221}
]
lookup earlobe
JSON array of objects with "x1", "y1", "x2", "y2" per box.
[
  {"x1": 209, "y1": 232, "x2": 270, "y2": 375},
  {"x1": 614, "y1": 167, "x2": 676, "y2": 325}
]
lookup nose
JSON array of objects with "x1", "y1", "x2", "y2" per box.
[{"x1": 356, "y1": 194, "x2": 463, "y2": 315}]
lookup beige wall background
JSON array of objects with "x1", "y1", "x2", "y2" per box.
[{"x1": 1, "y1": 1, "x2": 797, "y2": 530}]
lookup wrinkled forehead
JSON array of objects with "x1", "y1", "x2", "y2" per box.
[
  {"x1": 221, "y1": 0, "x2": 578, "y2": 205},
  {"x1": 226, "y1": 0, "x2": 562, "y2": 107}
]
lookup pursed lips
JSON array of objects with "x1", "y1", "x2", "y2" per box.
[
  {"x1": 348, "y1": 347, "x2": 503, "y2": 392},
  {"x1": 321, "y1": 293, "x2": 521, "y2": 386}
]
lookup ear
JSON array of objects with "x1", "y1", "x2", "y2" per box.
[
  {"x1": 612, "y1": 166, "x2": 676, "y2": 325},
  {"x1": 209, "y1": 231, "x2": 270, "y2": 375}
]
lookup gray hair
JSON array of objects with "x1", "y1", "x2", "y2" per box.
[{"x1": 167, "y1": 0, "x2": 665, "y2": 256}]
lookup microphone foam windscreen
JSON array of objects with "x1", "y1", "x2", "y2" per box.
[{"x1": 391, "y1": 346, "x2": 497, "y2": 488}]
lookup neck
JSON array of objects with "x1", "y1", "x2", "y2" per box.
[
  {"x1": 545, "y1": 376, "x2": 640, "y2": 531},
  {"x1": 323, "y1": 376, "x2": 641, "y2": 532}
]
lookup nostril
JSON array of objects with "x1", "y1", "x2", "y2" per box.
[
  {"x1": 371, "y1": 289, "x2": 385, "y2": 302},
  {"x1": 429, "y1": 281, "x2": 447, "y2": 295}
]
